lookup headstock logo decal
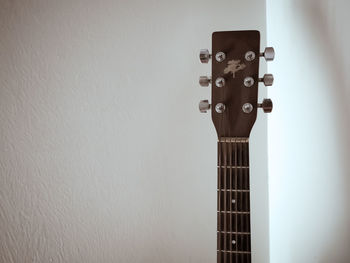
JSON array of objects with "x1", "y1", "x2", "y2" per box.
[{"x1": 224, "y1": 60, "x2": 246, "y2": 78}]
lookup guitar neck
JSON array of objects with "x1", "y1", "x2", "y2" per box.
[
  {"x1": 198, "y1": 30, "x2": 274, "y2": 263},
  {"x1": 217, "y1": 137, "x2": 251, "y2": 263}
]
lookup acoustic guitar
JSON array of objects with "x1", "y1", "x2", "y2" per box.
[{"x1": 198, "y1": 30, "x2": 274, "y2": 263}]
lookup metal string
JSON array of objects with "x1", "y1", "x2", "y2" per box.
[
  {"x1": 234, "y1": 140, "x2": 238, "y2": 262},
  {"x1": 218, "y1": 141, "x2": 222, "y2": 263},
  {"x1": 242, "y1": 141, "x2": 246, "y2": 263},
  {"x1": 239, "y1": 141, "x2": 243, "y2": 263},
  {"x1": 223, "y1": 141, "x2": 227, "y2": 263},
  {"x1": 229, "y1": 140, "x2": 233, "y2": 263},
  {"x1": 245, "y1": 142, "x2": 250, "y2": 262}
]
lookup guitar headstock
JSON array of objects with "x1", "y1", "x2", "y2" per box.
[{"x1": 198, "y1": 30, "x2": 274, "y2": 138}]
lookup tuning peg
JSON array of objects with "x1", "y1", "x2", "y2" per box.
[
  {"x1": 199, "y1": 49, "x2": 211, "y2": 63},
  {"x1": 258, "y1": 99, "x2": 273, "y2": 113},
  {"x1": 260, "y1": 47, "x2": 275, "y2": 61},
  {"x1": 259, "y1": 74, "x2": 274, "y2": 86},
  {"x1": 199, "y1": 100, "x2": 211, "y2": 113},
  {"x1": 199, "y1": 76, "x2": 211, "y2": 87}
]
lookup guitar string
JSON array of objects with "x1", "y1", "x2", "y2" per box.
[
  {"x1": 239, "y1": 141, "x2": 243, "y2": 263},
  {"x1": 239, "y1": 140, "x2": 245, "y2": 262},
  {"x1": 245, "y1": 141, "x2": 250, "y2": 262},
  {"x1": 220, "y1": 54, "x2": 226, "y2": 262},
  {"x1": 243, "y1": 141, "x2": 246, "y2": 262},
  {"x1": 224, "y1": 141, "x2": 227, "y2": 263},
  {"x1": 244, "y1": 141, "x2": 247, "y2": 262},
  {"x1": 242, "y1": 141, "x2": 246, "y2": 262},
  {"x1": 218, "y1": 46, "x2": 224, "y2": 263},
  {"x1": 245, "y1": 142, "x2": 250, "y2": 261},
  {"x1": 229, "y1": 140, "x2": 233, "y2": 263},
  {"x1": 222, "y1": 47, "x2": 226, "y2": 263},
  {"x1": 218, "y1": 141, "x2": 222, "y2": 263},
  {"x1": 234, "y1": 140, "x2": 238, "y2": 262},
  {"x1": 245, "y1": 143, "x2": 249, "y2": 261}
]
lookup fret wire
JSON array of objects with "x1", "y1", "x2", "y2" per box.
[
  {"x1": 217, "y1": 231, "x2": 250, "y2": 235},
  {"x1": 217, "y1": 165, "x2": 249, "y2": 168},
  {"x1": 217, "y1": 189, "x2": 249, "y2": 193},
  {"x1": 217, "y1": 250, "x2": 251, "y2": 254},
  {"x1": 217, "y1": 211, "x2": 250, "y2": 214}
]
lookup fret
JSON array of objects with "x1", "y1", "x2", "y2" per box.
[
  {"x1": 217, "y1": 232, "x2": 251, "y2": 252},
  {"x1": 218, "y1": 210, "x2": 251, "y2": 232},
  {"x1": 217, "y1": 231, "x2": 250, "y2": 235},
  {"x1": 217, "y1": 166, "x2": 249, "y2": 169},
  {"x1": 217, "y1": 189, "x2": 249, "y2": 193},
  {"x1": 218, "y1": 191, "x2": 250, "y2": 212},
  {"x1": 218, "y1": 151, "x2": 249, "y2": 167},
  {"x1": 217, "y1": 251, "x2": 251, "y2": 263},
  {"x1": 217, "y1": 250, "x2": 251, "y2": 254},
  {"x1": 218, "y1": 168, "x2": 250, "y2": 190},
  {"x1": 217, "y1": 211, "x2": 250, "y2": 214}
]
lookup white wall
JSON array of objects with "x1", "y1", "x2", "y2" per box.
[
  {"x1": 0, "y1": 1, "x2": 269, "y2": 262},
  {"x1": 267, "y1": 0, "x2": 350, "y2": 262}
]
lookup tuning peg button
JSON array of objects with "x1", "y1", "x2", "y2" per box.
[
  {"x1": 258, "y1": 99, "x2": 273, "y2": 113},
  {"x1": 199, "y1": 100, "x2": 211, "y2": 113},
  {"x1": 259, "y1": 74, "x2": 274, "y2": 86},
  {"x1": 260, "y1": 47, "x2": 275, "y2": 61},
  {"x1": 199, "y1": 76, "x2": 211, "y2": 87},
  {"x1": 199, "y1": 49, "x2": 211, "y2": 63}
]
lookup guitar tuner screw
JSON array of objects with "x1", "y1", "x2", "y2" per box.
[
  {"x1": 245, "y1": 51, "x2": 256, "y2": 61},
  {"x1": 244, "y1": 77, "x2": 254, "y2": 87},
  {"x1": 215, "y1": 103, "x2": 226, "y2": 113},
  {"x1": 215, "y1": 77, "x2": 225, "y2": 87},
  {"x1": 242, "y1": 103, "x2": 253, "y2": 114},
  {"x1": 215, "y1": 52, "x2": 226, "y2": 62}
]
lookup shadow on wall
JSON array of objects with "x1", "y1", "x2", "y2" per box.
[{"x1": 296, "y1": 0, "x2": 350, "y2": 261}]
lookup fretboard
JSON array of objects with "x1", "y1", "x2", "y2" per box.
[{"x1": 217, "y1": 137, "x2": 251, "y2": 263}]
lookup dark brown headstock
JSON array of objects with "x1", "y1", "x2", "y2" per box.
[{"x1": 199, "y1": 30, "x2": 274, "y2": 138}]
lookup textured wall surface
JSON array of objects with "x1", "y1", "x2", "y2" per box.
[
  {"x1": 267, "y1": 0, "x2": 350, "y2": 262},
  {"x1": 0, "y1": 0, "x2": 269, "y2": 262}
]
